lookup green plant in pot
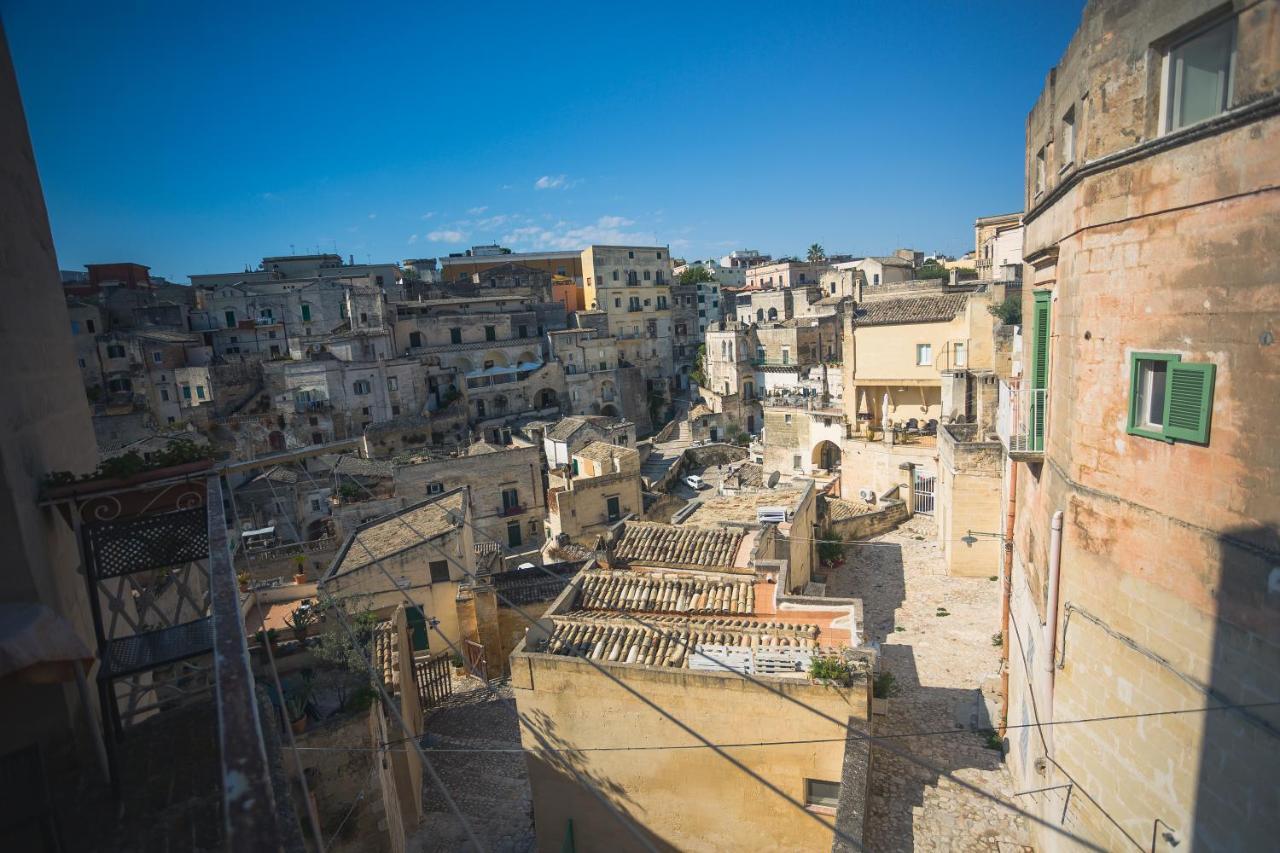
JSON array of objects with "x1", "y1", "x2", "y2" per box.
[{"x1": 285, "y1": 606, "x2": 315, "y2": 642}]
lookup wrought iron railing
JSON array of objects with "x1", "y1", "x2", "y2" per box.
[{"x1": 1007, "y1": 387, "x2": 1048, "y2": 455}]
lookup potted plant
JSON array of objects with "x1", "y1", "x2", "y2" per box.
[
  {"x1": 292, "y1": 554, "x2": 307, "y2": 584},
  {"x1": 808, "y1": 655, "x2": 854, "y2": 687},
  {"x1": 286, "y1": 683, "x2": 312, "y2": 735},
  {"x1": 238, "y1": 571, "x2": 251, "y2": 593},
  {"x1": 450, "y1": 652, "x2": 466, "y2": 680},
  {"x1": 256, "y1": 627, "x2": 279, "y2": 654},
  {"x1": 872, "y1": 670, "x2": 899, "y2": 716},
  {"x1": 285, "y1": 606, "x2": 315, "y2": 643}
]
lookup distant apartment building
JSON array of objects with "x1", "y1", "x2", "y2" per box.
[
  {"x1": 580, "y1": 244, "x2": 676, "y2": 404},
  {"x1": 1002, "y1": 2, "x2": 1280, "y2": 850},
  {"x1": 973, "y1": 212, "x2": 1023, "y2": 281},
  {"x1": 189, "y1": 252, "x2": 398, "y2": 291},
  {"x1": 540, "y1": 415, "x2": 636, "y2": 469},
  {"x1": 744, "y1": 258, "x2": 829, "y2": 291},
  {"x1": 832, "y1": 256, "x2": 914, "y2": 290},
  {"x1": 719, "y1": 248, "x2": 772, "y2": 269}
]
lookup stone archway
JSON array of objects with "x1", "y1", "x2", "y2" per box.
[
  {"x1": 812, "y1": 440, "x2": 841, "y2": 471},
  {"x1": 600, "y1": 403, "x2": 619, "y2": 417}
]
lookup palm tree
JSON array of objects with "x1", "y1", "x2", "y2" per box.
[{"x1": 807, "y1": 243, "x2": 826, "y2": 263}]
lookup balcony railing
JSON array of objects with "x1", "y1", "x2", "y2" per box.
[
  {"x1": 1006, "y1": 386, "x2": 1047, "y2": 458},
  {"x1": 500, "y1": 504, "x2": 525, "y2": 517}
]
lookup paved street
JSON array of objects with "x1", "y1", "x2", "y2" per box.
[{"x1": 826, "y1": 515, "x2": 1032, "y2": 852}]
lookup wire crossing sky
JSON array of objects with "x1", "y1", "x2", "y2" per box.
[{"x1": 4, "y1": 1, "x2": 1084, "y2": 281}]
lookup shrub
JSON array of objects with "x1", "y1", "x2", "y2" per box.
[
  {"x1": 818, "y1": 539, "x2": 843, "y2": 564},
  {"x1": 809, "y1": 655, "x2": 853, "y2": 685},
  {"x1": 988, "y1": 294, "x2": 1022, "y2": 326},
  {"x1": 872, "y1": 670, "x2": 899, "y2": 698}
]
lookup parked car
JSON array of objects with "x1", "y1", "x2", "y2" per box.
[{"x1": 683, "y1": 475, "x2": 708, "y2": 490}]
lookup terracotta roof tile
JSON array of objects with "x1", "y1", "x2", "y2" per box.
[
  {"x1": 576, "y1": 570, "x2": 755, "y2": 615},
  {"x1": 614, "y1": 522, "x2": 744, "y2": 570},
  {"x1": 853, "y1": 292, "x2": 968, "y2": 326},
  {"x1": 544, "y1": 612, "x2": 818, "y2": 667}
]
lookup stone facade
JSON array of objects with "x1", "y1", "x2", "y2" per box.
[{"x1": 1006, "y1": 2, "x2": 1280, "y2": 850}]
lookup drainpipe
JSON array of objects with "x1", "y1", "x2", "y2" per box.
[
  {"x1": 1043, "y1": 509, "x2": 1064, "y2": 753},
  {"x1": 998, "y1": 457, "x2": 1017, "y2": 736}
]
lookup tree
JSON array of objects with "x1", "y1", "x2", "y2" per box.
[
  {"x1": 988, "y1": 294, "x2": 1022, "y2": 326},
  {"x1": 807, "y1": 243, "x2": 826, "y2": 263},
  {"x1": 689, "y1": 344, "x2": 707, "y2": 388},
  {"x1": 311, "y1": 593, "x2": 379, "y2": 709},
  {"x1": 678, "y1": 265, "x2": 715, "y2": 285}
]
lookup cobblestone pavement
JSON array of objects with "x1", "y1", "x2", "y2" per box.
[
  {"x1": 826, "y1": 515, "x2": 1032, "y2": 852},
  {"x1": 411, "y1": 678, "x2": 535, "y2": 853}
]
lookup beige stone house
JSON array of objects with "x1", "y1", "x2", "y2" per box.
[
  {"x1": 1003, "y1": 1, "x2": 1280, "y2": 849},
  {"x1": 511, "y1": 519, "x2": 871, "y2": 852},
  {"x1": 580, "y1": 244, "x2": 675, "y2": 399},
  {"x1": 321, "y1": 488, "x2": 473, "y2": 649},
  {"x1": 546, "y1": 441, "x2": 643, "y2": 545}
]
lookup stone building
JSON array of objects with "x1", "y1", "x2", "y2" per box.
[
  {"x1": 541, "y1": 415, "x2": 636, "y2": 469},
  {"x1": 743, "y1": 258, "x2": 830, "y2": 291},
  {"x1": 669, "y1": 281, "x2": 700, "y2": 389},
  {"x1": 973, "y1": 212, "x2": 1024, "y2": 281},
  {"x1": 546, "y1": 441, "x2": 643, "y2": 544},
  {"x1": 545, "y1": 328, "x2": 648, "y2": 427},
  {"x1": 1002, "y1": 2, "x2": 1280, "y2": 849},
  {"x1": 580, "y1": 244, "x2": 675, "y2": 405},
  {"x1": 321, "y1": 488, "x2": 473, "y2": 646},
  {"x1": 511, "y1": 518, "x2": 871, "y2": 852}
]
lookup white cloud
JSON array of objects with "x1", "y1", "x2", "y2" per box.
[
  {"x1": 259, "y1": 192, "x2": 279, "y2": 201},
  {"x1": 427, "y1": 229, "x2": 467, "y2": 243},
  {"x1": 368, "y1": 212, "x2": 377, "y2": 220},
  {"x1": 467, "y1": 206, "x2": 488, "y2": 215},
  {"x1": 407, "y1": 234, "x2": 419, "y2": 245},
  {"x1": 535, "y1": 175, "x2": 567, "y2": 190},
  {"x1": 421, "y1": 211, "x2": 436, "y2": 219},
  {"x1": 473, "y1": 214, "x2": 510, "y2": 230},
  {"x1": 500, "y1": 215, "x2": 658, "y2": 251}
]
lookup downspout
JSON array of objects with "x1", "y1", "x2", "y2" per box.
[
  {"x1": 998, "y1": 456, "x2": 1017, "y2": 736},
  {"x1": 1043, "y1": 509, "x2": 1065, "y2": 753}
]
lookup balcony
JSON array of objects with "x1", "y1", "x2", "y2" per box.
[
  {"x1": 499, "y1": 503, "x2": 525, "y2": 517},
  {"x1": 1003, "y1": 385, "x2": 1047, "y2": 460}
]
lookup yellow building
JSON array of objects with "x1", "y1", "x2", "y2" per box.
[
  {"x1": 546, "y1": 441, "x2": 643, "y2": 544},
  {"x1": 511, "y1": 520, "x2": 872, "y2": 852},
  {"x1": 580, "y1": 245, "x2": 675, "y2": 392},
  {"x1": 321, "y1": 488, "x2": 473, "y2": 652}
]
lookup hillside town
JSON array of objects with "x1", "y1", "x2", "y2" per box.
[{"x1": 2, "y1": 0, "x2": 1278, "y2": 851}]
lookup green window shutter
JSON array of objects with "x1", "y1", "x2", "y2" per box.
[
  {"x1": 1029, "y1": 291, "x2": 1052, "y2": 451},
  {"x1": 301, "y1": 303, "x2": 311, "y2": 321},
  {"x1": 1163, "y1": 361, "x2": 1215, "y2": 444}
]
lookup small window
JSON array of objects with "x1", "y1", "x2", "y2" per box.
[
  {"x1": 606, "y1": 495, "x2": 621, "y2": 521},
  {"x1": 1127, "y1": 352, "x2": 1216, "y2": 444},
  {"x1": 1163, "y1": 16, "x2": 1236, "y2": 133},
  {"x1": 427, "y1": 481, "x2": 444, "y2": 494},
  {"x1": 450, "y1": 327, "x2": 462, "y2": 344},
  {"x1": 793, "y1": 454, "x2": 802, "y2": 470},
  {"x1": 507, "y1": 520, "x2": 522, "y2": 548},
  {"x1": 152, "y1": 351, "x2": 163, "y2": 363},
  {"x1": 387, "y1": 376, "x2": 398, "y2": 391},
  {"x1": 196, "y1": 385, "x2": 206, "y2": 400},
  {"x1": 311, "y1": 432, "x2": 323, "y2": 444},
  {"x1": 916, "y1": 343, "x2": 933, "y2": 366},
  {"x1": 409, "y1": 331, "x2": 423, "y2": 348},
  {"x1": 784, "y1": 414, "x2": 793, "y2": 424},
  {"x1": 1034, "y1": 147, "x2": 1046, "y2": 195},
  {"x1": 627, "y1": 251, "x2": 634, "y2": 259},
  {"x1": 301, "y1": 303, "x2": 311, "y2": 321},
  {"x1": 429, "y1": 560, "x2": 451, "y2": 583},
  {"x1": 805, "y1": 779, "x2": 840, "y2": 812},
  {"x1": 1060, "y1": 106, "x2": 1075, "y2": 167},
  {"x1": 160, "y1": 389, "x2": 169, "y2": 401},
  {"x1": 485, "y1": 325, "x2": 496, "y2": 341},
  {"x1": 181, "y1": 385, "x2": 191, "y2": 399},
  {"x1": 77, "y1": 357, "x2": 86, "y2": 368},
  {"x1": 224, "y1": 310, "x2": 236, "y2": 328}
]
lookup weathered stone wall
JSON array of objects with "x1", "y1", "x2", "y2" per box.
[{"x1": 826, "y1": 500, "x2": 911, "y2": 542}]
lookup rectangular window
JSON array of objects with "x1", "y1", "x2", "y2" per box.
[
  {"x1": 301, "y1": 303, "x2": 311, "y2": 321},
  {"x1": 106, "y1": 344, "x2": 126, "y2": 359},
  {"x1": 182, "y1": 385, "x2": 191, "y2": 399},
  {"x1": 153, "y1": 351, "x2": 163, "y2": 363},
  {"x1": 160, "y1": 389, "x2": 169, "y2": 401},
  {"x1": 1060, "y1": 106, "x2": 1075, "y2": 167},
  {"x1": 427, "y1": 481, "x2": 444, "y2": 495},
  {"x1": 518, "y1": 325, "x2": 528, "y2": 338},
  {"x1": 781, "y1": 346, "x2": 791, "y2": 365},
  {"x1": 784, "y1": 414, "x2": 792, "y2": 424},
  {"x1": 312, "y1": 432, "x2": 323, "y2": 444},
  {"x1": 353, "y1": 380, "x2": 371, "y2": 395},
  {"x1": 805, "y1": 779, "x2": 840, "y2": 812},
  {"x1": 196, "y1": 386, "x2": 206, "y2": 399},
  {"x1": 606, "y1": 495, "x2": 621, "y2": 521},
  {"x1": 1035, "y1": 147, "x2": 1046, "y2": 195},
  {"x1": 387, "y1": 376, "x2": 398, "y2": 391},
  {"x1": 507, "y1": 520, "x2": 522, "y2": 548},
  {"x1": 1163, "y1": 16, "x2": 1236, "y2": 133},
  {"x1": 916, "y1": 343, "x2": 933, "y2": 366},
  {"x1": 502, "y1": 487, "x2": 519, "y2": 512},
  {"x1": 1127, "y1": 352, "x2": 1215, "y2": 444},
  {"x1": 450, "y1": 327, "x2": 462, "y2": 344},
  {"x1": 225, "y1": 310, "x2": 236, "y2": 328},
  {"x1": 793, "y1": 454, "x2": 802, "y2": 470},
  {"x1": 953, "y1": 342, "x2": 967, "y2": 368},
  {"x1": 485, "y1": 326, "x2": 496, "y2": 341},
  {"x1": 409, "y1": 331, "x2": 422, "y2": 347},
  {"x1": 429, "y1": 560, "x2": 451, "y2": 583}
]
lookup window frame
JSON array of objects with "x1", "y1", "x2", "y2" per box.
[
  {"x1": 1127, "y1": 352, "x2": 1179, "y2": 440},
  {"x1": 1160, "y1": 14, "x2": 1237, "y2": 135},
  {"x1": 916, "y1": 343, "x2": 933, "y2": 366},
  {"x1": 804, "y1": 778, "x2": 840, "y2": 813},
  {"x1": 1126, "y1": 351, "x2": 1216, "y2": 444}
]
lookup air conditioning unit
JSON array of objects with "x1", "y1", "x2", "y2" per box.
[
  {"x1": 858, "y1": 488, "x2": 877, "y2": 504},
  {"x1": 756, "y1": 506, "x2": 791, "y2": 524}
]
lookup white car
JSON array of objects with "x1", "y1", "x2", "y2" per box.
[{"x1": 683, "y1": 475, "x2": 708, "y2": 490}]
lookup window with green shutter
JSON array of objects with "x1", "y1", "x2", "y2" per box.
[
  {"x1": 1127, "y1": 352, "x2": 1215, "y2": 444},
  {"x1": 1028, "y1": 291, "x2": 1052, "y2": 452}
]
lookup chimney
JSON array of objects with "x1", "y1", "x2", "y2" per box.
[{"x1": 949, "y1": 268, "x2": 958, "y2": 287}]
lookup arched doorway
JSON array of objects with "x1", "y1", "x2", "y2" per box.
[
  {"x1": 812, "y1": 440, "x2": 841, "y2": 471},
  {"x1": 538, "y1": 388, "x2": 557, "y2": 408},
  {"x1": 600, "y1": 403, "x2": 619, "y2": 417}
]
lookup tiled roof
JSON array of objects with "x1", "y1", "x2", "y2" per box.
[
  {"x1": 576, "y1": 440, "x2": 635, "y2": 465},
  {"x1": 333, "y1": 455, "x2": 393, "y2": 478},
  {"x1": 546, "y1": 416, "x2": 591, "y2": 441},
  {"x1": 614, "y1": 522, "x2": 744, "y2": 570},
  {"x1": 372, "y1": 621, "x2": 401, "y2": 694},
  {"x1": 871, "y1": 256, "x2": 915, "y2": 267},
  {"x1": 330, "y1": 490, "x2": 465, "y2": 578},
  {"x1": 853, "y1": 292, "x2": 968, "y2": 327},
  {"x1": 725, "y1": 462, "x2": 765, "y2": 489},
  {"x1": 543, "y1": 612, "x2": 819, "y2": 667},
  {"x1": 576, "y1": 570, "x2": 755, "y2": 615},
  {"x1": 826, "y1": 497, "x2": 876, "y2": 522},
  {"x1": 688, "y1": 403, "x2": 715, "y2": 420}
]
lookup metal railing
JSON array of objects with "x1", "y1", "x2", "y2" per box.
[{"x1": 1007, "y1": 386, "x2": 1048, "y2": 455}]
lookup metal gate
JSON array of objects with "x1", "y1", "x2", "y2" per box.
[
  {"x1": 914, "y1": 471, "x2": 936, "y2": 515},
  {"x1": 415, "y1": 654, "x2": 454, "y2": 710}
]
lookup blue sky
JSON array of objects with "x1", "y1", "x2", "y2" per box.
[{"x1": 4, "y1": 1, "x2": 1084, "y2": 282}]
